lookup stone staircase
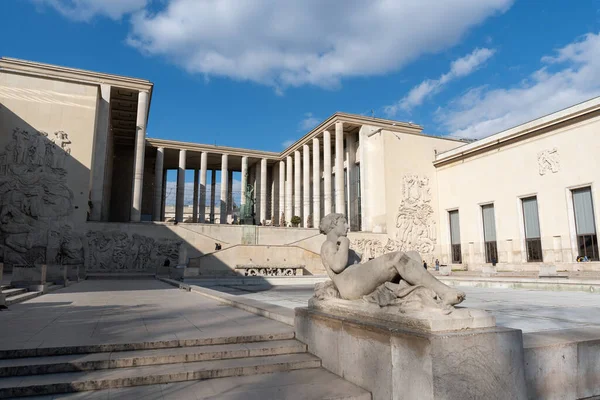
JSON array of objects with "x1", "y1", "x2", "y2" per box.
[
  {"x1": 0, "y1": 333, "x2": 370, "y2": 399},
  {"x1": 0, "y1": 284, "x2": 61, "y2": 307}
]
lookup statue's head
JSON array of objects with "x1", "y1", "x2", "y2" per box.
[{"x1": 319, "y1": 213, "x2": 349, "y2": 237}]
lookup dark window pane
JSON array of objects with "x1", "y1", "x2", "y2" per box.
[
  {"x1": 578, "y1": 234, "x2": 599, "y2": 261},
  {"x1": 451, "y1": 244, "x2": 462, "y2": 264},
  {"x1": 485, "y1": 241, "x2": 498, "y2": 264},
  {"x1": 526, "y1": 238, "x2": 543, "y2": 262}
]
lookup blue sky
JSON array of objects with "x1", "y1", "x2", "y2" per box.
[{"x1": 2, "y1": 0, "x2": 600, "y2": 203}]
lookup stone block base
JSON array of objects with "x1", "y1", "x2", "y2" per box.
[
  {"x1": 295, "y1": 307, "x2": 527, "y2": 400},
  {"x1": 482, "y1": 265, "x2": 497, "y2": 276},
  {"x1": 66, "y1": 265, "x2": 80, "y2": 282},
  {"x1": 46, "y1": 265, "x2": 67, "y2": 285},
  {"x1": 12, "y1": 264, "x2": 48, "y2": 292}
]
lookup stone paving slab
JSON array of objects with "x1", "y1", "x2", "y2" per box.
[{"x1": 0, "y1": 280, "x2": 295, "y2": 353}]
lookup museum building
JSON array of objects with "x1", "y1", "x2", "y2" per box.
[{"x1": 0, "y1": 57, "x2": 598, "y2": 275}]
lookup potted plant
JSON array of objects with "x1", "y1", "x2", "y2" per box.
[{"x1": 291, "y1": 215, "x2": 301, "y2": 227}]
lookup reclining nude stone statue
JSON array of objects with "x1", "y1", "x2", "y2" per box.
[{"x1": 312, "y1": 213, "x2": 468, "y2": 316}]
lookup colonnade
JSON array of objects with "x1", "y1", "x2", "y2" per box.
[{"x1": 137, "y1": 122, "x2": 355, "y2": 229}]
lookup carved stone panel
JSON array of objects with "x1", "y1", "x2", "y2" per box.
[
  {"x1": 537, "y1": 148, "x2": 560, "y2": 175},
  {"x1": 350, "y1": 238, "x2": 401, "y2": 263},
  {"x1": 395, "y1": 175, "x2": 437, "y2": 260}
]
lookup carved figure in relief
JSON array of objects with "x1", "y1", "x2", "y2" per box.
[
  {"x1": 318, "y1": 213, "x2": 465, "y2": 309},
  {"x1": 351, "y1": 238, "x2": 402, "y2": 263},
  {"x1": 395, "y1": 175, "x2": 437, "y2": 259},
  {"x1": 537, "y1": 148, "x2": 560, "y2": 175}
]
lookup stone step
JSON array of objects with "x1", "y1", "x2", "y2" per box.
[
  {"x1": 0, "y1": 285, "x2": 10, "y2": 291},
  {"x1": 5, "y1": 291, "x2": 42, "y2": 306},
  {"x1": 24, "y1": 369, "x2": 372, "y2": 399},
  {"x1": 0, "y1": 331, "x2": 296, "y2": 359},
  {"x1": 0, "y1": 353, "x2": 322, "y2": 398},
  {"x1": 0, "y1": 339, "x2": 307, "y2": 377},
  {"x1": 2, "y1": 288, "x2": 27, "y2": 298}
]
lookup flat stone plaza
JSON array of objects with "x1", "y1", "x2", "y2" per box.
[{"x1": 201, "y1": 283, "x2": 600, "y2": 334}]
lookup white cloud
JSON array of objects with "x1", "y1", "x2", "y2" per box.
[
  {"x1": 298, "y1": 112, "x2": 320, "y2": 131},
  {"x1": 126, "y1": 0, "x2": 512, "y2": 90},
  {"x1": 385, "y1": 47, "x2": 495, "y2": 114},
  {"x1": 32, "y1": 0, "x2": 147, "y2": 21},
  {"x1": 165, "y1": 179, "x2": 242, "y2": 206},
  {"x1": 436, "y1": 32, "x2": 600, "y2": 139}
]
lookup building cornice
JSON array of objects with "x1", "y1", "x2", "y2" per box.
[
  {"x1": 433, "y1": 96, "x2": 600, "y2": 167},
  {"x1": 0, "y1": 57, "x2": 153, "y2": 92},
  {"x1": 146, "y1": 138, "x2": 280, "y2": 160}
]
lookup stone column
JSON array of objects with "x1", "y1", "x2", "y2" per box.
[
  {"x1": 241, "y1": 156, "x2": 248, "y2": 211},
  {"x1": 0, "y1": 263, "x2": 5, "y2": 308},
  {"x1": 152, "y1": 147, "x2": 164, "y2": 221},
  {"x1": 260, "y1": 158, "x2": 268, "y2": 224},
  {"x1": 210, "y1": 170, "x2": 216, "y2": 223},
  {"x1": 323, "y1": 130, "x2": 332, "y2": 215},
  {"x1": 175, "y1": 149, "x2": 186, "y2": 222},
  {"x1": 131, "y1": 90, "x2": 149, "y2": 222},
  {"x1": 227, "y1": 170, "x2": 233, "y2": 222},
  {"x1": 199, "y1": 152, "x2": 207, "y2": 223},
  {"x1": 161, "y1": 169, "x2": 167, "y2": 221},
  {"x1": 285, "y1": 156, "x2": 293, "y2": 225},
  {"x1": 220, "y1": 154, "x2": 228, "y2": 224},
  {"x1": 271, "y1": 164, "x2": 277, "y2": 223},
  {"x1": 294, "y1": 150, "x2": 302, "y2": 221},
  {"x1": 312, "y1": 137, "x2": 321, "y2": 229},
  {"x1": 278, "y1": 161, "x2": 285, "y2": 226},
  {"x1": 192, "y1": 168, "x2": 199, "y2": 222},
  {"x1": 303, "y1": 144, "x2": 311, "y2": 228},
  {"x1": 90, "y1": 84, "x2": 110, "y2": 221},
  {"x1": 335, "y1": 122, "x2": 345, "y2": 214}
]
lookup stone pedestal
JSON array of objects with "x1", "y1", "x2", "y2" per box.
[
  {"x1": 538, "y1": 264, "x2": 557, "y2": 277},
  {"x1": 439, "y1": 265, "x2": 451, "y2": 276},
  {"x1": 12, "y1": 264, "x2": 48, "y2": 292},
  {"x1": 295, "y1": 307, "x2": 527, "y2": 400},
  {"x1": 47, "y1": 264, "x2": 67, "y2": 285},
  {"x1": 66, "y1": 265, "x2": 80, "y2": 282}
]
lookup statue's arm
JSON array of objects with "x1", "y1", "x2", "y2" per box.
[{"x1": 323, "y1": 238, "x2": 349, "y2": 274}]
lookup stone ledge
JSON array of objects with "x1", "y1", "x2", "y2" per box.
[
  {"x1": 156, "y1": 277, "x2": 295, "y2": 326},
  {"x1": 308, "y1": 298, "x2": 495, "y2": 332}
]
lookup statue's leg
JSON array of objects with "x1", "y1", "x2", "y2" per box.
[{"x1": 389, "y1": 251, "x2": 465, "y2": 306}]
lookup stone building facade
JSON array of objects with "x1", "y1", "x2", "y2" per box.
[{"x1": 0, "y1": 57, "x2": 598, "y2": 274}]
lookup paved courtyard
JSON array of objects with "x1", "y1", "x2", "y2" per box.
[
  {"x1": 206, "y1": 284, "x2": 600, "y2": 334},
  {"x1": 0, "y1": 280, "x2": 294, "y2": 352}
]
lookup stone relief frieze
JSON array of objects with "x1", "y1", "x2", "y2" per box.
[
  {"x1": 537, "y1": 148, "x2": 560, "y2": 175},
  {"x1": 395, "y1": 175, "x2": 437, "y2": 258},
  {"x1": 350, "y1": 238, "x2": 401, "y2": 263},
  {"x1": 0, "y1": 127, "x2": 181, "y2": 272},
  {"x1": 0, "y1": 128, "x2": 77, "y2": 266},
  {"x1": 84, "y1": 231, "x2": 181, "y2": 272}
]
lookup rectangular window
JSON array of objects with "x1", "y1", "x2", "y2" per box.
[
  {"x1": 522, "y1": 196, "x2": 543, "y2": 262},
  {"x1": 572, "y1": 187, "x2": 599, "y2": 261},
  {"x1": 449, "y1": 210, "x2": 462, "y2": 264},
  {"x1": 482, "y1": 204, "x2": 498, "y2": 264}
]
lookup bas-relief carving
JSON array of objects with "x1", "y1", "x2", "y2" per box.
[
  {"x1": 0, "y1": 127, "x2": 181, "y2": 272},
  {"x1": 537, "y1": 148, "x2": 560, "y2": 175},
  {"x1": 395, "y1": 175, "x2": 436, "y2": 260},
  {"x1": 350, "y1": 237, "x2": 401, "y2": 263},
  {"x1": 84, "y1": 231, "x2": 181, "y2": 272},
  {"x1": 0, "y1": 128, "x2": 78, "y2": 267}
]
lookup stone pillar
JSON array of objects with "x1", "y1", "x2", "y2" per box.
[
  {"x1": 285, "y1": 156, "x2": 293, "y2": 226},
  {"x1": 260, "y1": 158, "x2": 268, "y2": 224},
  {"x1": 131, "y1": 90, "x2": 149, "y2": 222},
  {"x1": 303, "y1": 144, "x2": 311, "y2": 228},
  {"x1": 192, "y1": 168, "x2": 199, "y2": 222},
  {"x1": 323, "y1": 130, "x2": 332, "y2": 215},
  {"x1": 241, "y1": 156, "x2": 248, "y2": 211},
  {"x1": 220, "y1": 154, "x2": 228, "y2": 224},
  {"x1": 271, "y1": 164, "x2": 277, "y2": 223},
  {"x1": 312, "y1": 137, "x2": 321, "y2": 229},
  {"x1": 161, "y1": 169, "x2": 167, "y2": 221},
  {"x1": 0, "y1": 263, "x2": 5, "y2": 307},
  {"x1": 199, "y1": 152, "x2": 207, "y2": 223},
  {"x1": 175, "y1": 149, "x2": 186, "y2": 223},
  {"x1": 210, "y1": 170, "x2": 216, "y2": 223},
  {"x1": 335, "y1": 122, "x2": 345, "y2": 214},
  {"x1": 346, "y1": 133, "x2": 358, "y2": 230},
  {"x1": 227, "y1": 170, "x2": 233, "y2": 222},
  {"x1": 152, "y1": 147, "x2": 164, "y2": 221},
  {"x1": 294, "y1": 150, "x2": 302, "y2": 221},
  {"x1": 278, "y1": 161, "x2": 285, "y2": 226},
  {"x1": 90, "y1": 84, "x2": 110, "y2": 221}
]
